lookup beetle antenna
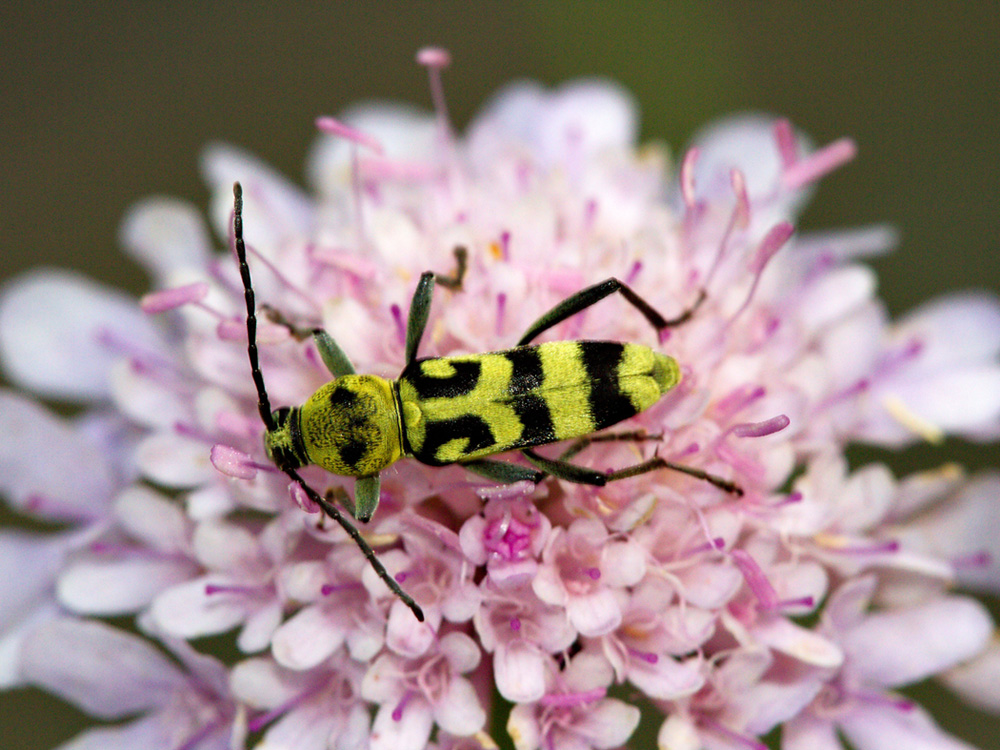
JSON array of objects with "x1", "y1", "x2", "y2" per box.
[
  {"x1": 286, "y1": 469, "x2": 425, "y2": 622},
  {"x1": 232, "y1": 183, "x2": 424, "y2": 623},
  {"x1": 233, "y1": 182, "x2": 276, "y2": 431}
]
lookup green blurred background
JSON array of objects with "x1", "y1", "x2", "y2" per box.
[{"x1": 1, "y1": 3, "x2": 997, "y2": 748}]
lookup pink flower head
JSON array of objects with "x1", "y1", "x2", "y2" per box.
[{"x1": 2, "y1": 51, "x2": 998, "y2": 750}]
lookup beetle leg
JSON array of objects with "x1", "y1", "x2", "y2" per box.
[
  {"x1": 517, "y1": 277, "x2": 706, "y2": 346},
  {"x1": 354, "y1": 475, "x2": 381, "y2": 522},
  {"x1": 463, "y1": 458, "x2": 544, "y2": 484}
]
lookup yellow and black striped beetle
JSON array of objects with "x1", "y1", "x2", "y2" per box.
[{"x1": 233, "y1": 183, "x2": 739, "y2": 621}]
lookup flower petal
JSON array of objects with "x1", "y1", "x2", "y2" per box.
[
  {"x1": 843, "y1": 596, "x2": 993, "y2": 687},
  {"x1": 0, "y1": 270, "x2": 164, "y2": 401},
  {"x1": 271, "y1": 605, "x2": 345, "y2": 670},
  {"x1": 0, "y1": 390, "x2": 116, "y2": 521},
  {"x1": 119, "y1": 197, "x2": 212, "y2": 284},
  {"x1": 19, "y1": 618, "x2": 186, "y2": 719},
  {"x1": 57, "y1": 556, "x2": 196, "y2": 615}
]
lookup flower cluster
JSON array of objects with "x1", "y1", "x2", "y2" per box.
[{"x1": 2, "y1": 50, "x2": 999, "y2": 750}]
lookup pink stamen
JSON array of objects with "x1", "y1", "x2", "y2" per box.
[
  {"x1": 783, "y1": 138, "x2": 857, "y2": 191},
  {"x1": 680, "y1": 147, "x2": 699, "y2": 210},
  {"x1": 771, "y1": 491, "x2": 803, "y2": 508},
  {"x1": 390, "y1": 303, "x2": 406, "y2": 346},
  {"x1": 510, "y1": 616, "x2": 522, "y2": 631},
  {"x1": 682, "y1": 536, "x2": 727, "y2": 557},
  {"x1": 416, "y1": 47, "x2": 453, "y2": 140},
  {"x1": 625, "y1": 260, "x2": 643, "y2": 285},
  {"x1": 586, "y1": 567, "x2": 601, "y2": 580},
  {"x1": 727, "y1": 222, "x2": 794, "y2": 326},
  {"x1": 216, "y1": 318, "x2": 246, "y2": 341},
  {"x1": 731, "y1": 549, "x2": 779, "y2": 611},
  {"x1": 499, "y1": 230, "x2": 511, "y2": 260},
  {"x1": 140, "y1": 282, "x2": 209, "y2": 314},
  {"x1": 289, "y1": 482, "x2": 320, "y2": 514},
  {"x1": 953, "y1": 551, "x2": 992, "y2": 569},
  {"x1": 750, "y1": 222, "x2": 796, "y2": 276},
  {"x1": 539, "y1": 687, "x2": 605, "y2": 708},
  {"x1": 773, "y1": 119, "x2": 798, "y2": 169},
  {"x1": 730, "y1": 414, "x2": 790, "y2": 438},
  {"x1": 730, "y1": 168, "x2": 750, "y2": 229},
  {"x1": 315, "y1": 116, "x2": 384, "y2": 154},
  {"x1": 321, "y1": 581, "x2": 364, "y2": 596},
  {"x1": 714, "y1": 385, "x2": 767, "y2": 422},
  {"x1": 628, "y1": 647, "x2": 659, "y2": 665},
  {"x1": 210, "y1": 444, "x2": 258, "y2": 480},
  {"x1": 204, "y1": 583, "x2": 259, "y2": 596},
  {"x1": 496, "y1": 292, "x2": 507, "y2": 335},
  {"x1": 833, "y1": 539, "x2": 900, "y2": 556},
  {"x1": 702, "y1": 718, "x2": 768, "y2": 750},
  {"x1": 392, "y1": 689, "x2": 416, "y2": 721}
]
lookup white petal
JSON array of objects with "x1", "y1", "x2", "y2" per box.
[
  {"x1": 940, "y1": 638, "x2": 1000, "y2": 713},
  {"x1": 494, "y1": 643, "x2": 547, "y2": 703},
  {"x1": 628, "y1": 655, "x2": 704, "y2": 700},
  {"x1": 0, "y1": 601, "x2": 59, "y2": 688},
  {"x1": 230, "y1": 656, "x2": 303, "y2": 708},
  {"x1": 682, "y1": 114, "x2": 812, "y2": 216},
  {"x1": 201, "y1": 144, "x2": 312, "y2": 259},
  {"x1": 259, "y1": 698, "x2": 342, "y2": 750},
  {"x1": 0, "y1": 270, "x2": 164, "y2": 401},
  {"x1": 114, "y1": 486, "x2": 191, "y2": 553},
  {"x1": 110, "y1": 357, "x2": 191, "y2": 429},
  {"x1": 878, "y1": 365, "x2": 1000, "y2": 439},
  {"x1": 753, "y1": 617, "x2": 843, "y2": 668},
  {"x1": 657, "y1": 713, "x2": 701, "y2": 750},
  {"x1": 439, "y1": 631, "x2": 481, "y2": 673},
  {"x1": 894, "y1": 473, "x2": 1000, "y2": 594},
  {"x1": 433, "y1": 676, "x2": 486, "y2": 736},
  {"x1": 237, "y1": 599, "x2": 283, "y2": 654},
  {"x1": 507, "y1": 703, "x2": 541, "y2": 750},
  {"x1": 737, "y1": 674, "x2": 826, "y2": 735},
  {"x1": 57, "y1": 557, "x2": 196, "y2": 615},
  {"x1": 801, "y1": 265, "x2": 877, "y2": 333},
  {"x1": 54, "y1": 715, "x2": 176, "y2": 750},
  {"x1": 19, "y1": 618, "x2": 185, "y2": 719},
  {"x1": 575, "y1": 698, "x2": 641, "y2": 748},
  {"x1": 150, "y1": 577, "x2": 251, "y2": 638},
  {"x1": 841, "y1": 700, "x2": 979, "y2": 750},
  {"x1": 566, "y1": 588, "x2": 621, "y2": 637},
  {"x1": 843, "y1": 596, "x2": 992, "y2": 687},
  {"x1": 119, "y1": 197, "x2": 212, "y2": 283},
  {"x1": 782, "y1": 714, "x2": 843, "y2": 750},
  {"x1": 369, "y1": 700, "x2": 433, "y2": 750},
  {"x1": 0, "y1": 531, "x2": 67, "y2": 631},
  {"x1": 897, "y1": 292, "x2": 1000, "y2": 366},
  {"x1": 676, "y1": 561, "x2": 743, "y2": 609},
  {"x1": 537, "y1": 80, "x2": 637, "y2": 160},
  {"x1": 191, "y1": 520, "x2": 263, "y2": 572},
  {"x1": 137, "y1": 431, "x2": 215, "y2": 488},
  {"x1": 601, "y1": 539, "x2": 646, "y2": 587},
  {"x1": 385, "y1": 599, "x2": 436, "y2": 658},
  {"x1": 0, "y1": 390, "x2": 115, "y2": 520},
  {"x1": 271, "y1": 605, "x2": 345, "y2": 670}
]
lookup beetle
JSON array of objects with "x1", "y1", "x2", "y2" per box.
[{"x1": 232, "y1": 182, "x2": 739, "y2": 620}]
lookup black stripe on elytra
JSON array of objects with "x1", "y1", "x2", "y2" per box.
[
  {"x1": 581, "y1": 342, "x2": 637, "y2": 431},
  {"x1": 413, "y1": 413, "x2": 496, "y2": 466},
  {"x1": 400, "y1": 357, "x2": 482, "y2": 401},
  {"x1": 328, "y1": 385, "x2": 369, "y2": 470},
  {"x1": 502, "y1": 346, "x2": 555, "y2": 447}
]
